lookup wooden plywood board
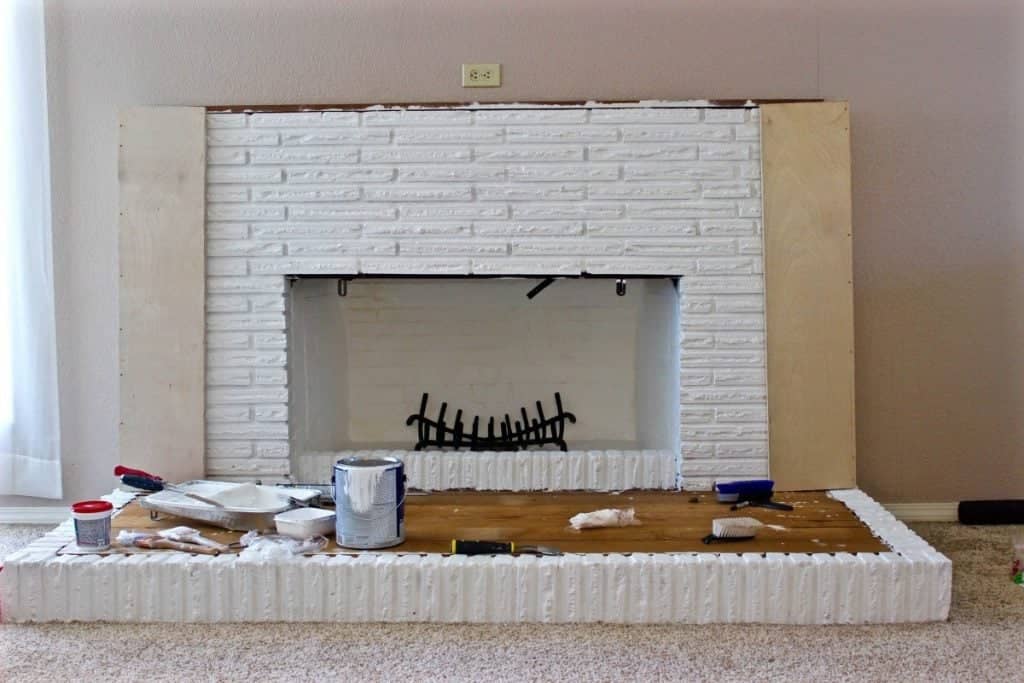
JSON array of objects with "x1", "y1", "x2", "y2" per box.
[
  {"x1": 86, "y1": 491, "x2": 887, "y2": 555},
  {"x1": 761, "y1": 102, "x2": 856, "y2": 490},
  {"x1": 118, "y1": 107, "x2": 206, "y2": 482}
]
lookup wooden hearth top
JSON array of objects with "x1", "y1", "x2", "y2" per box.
[{"x1": 100, "y1": 490, "x2": 888, "y2": 555}]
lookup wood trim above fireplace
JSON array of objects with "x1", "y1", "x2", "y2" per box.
[{"x1": 205, "y1": 98, "x2": 824, "y2": 114}]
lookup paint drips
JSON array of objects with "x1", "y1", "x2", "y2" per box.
[{"x1": 343, "y1": 464, "x2": 387, "y2": 514}]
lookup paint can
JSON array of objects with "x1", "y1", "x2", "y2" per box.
[
  {"x1": 333, "y1": 456, "x2": 405, "y2": 549},
  {"x1": 71, "y1": 500, "x2": 114, "y2": 550}
]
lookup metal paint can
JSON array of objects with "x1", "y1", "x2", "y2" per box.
[{"x1": 333, "y1": 456, "x2": 405, "y2": 549}]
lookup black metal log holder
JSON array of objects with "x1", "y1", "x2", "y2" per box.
[{"x1": 406, "y1": 392, "x2": 577, "y2": 452}]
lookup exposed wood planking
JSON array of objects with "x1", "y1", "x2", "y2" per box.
[
  {"x1": 761, "y1": 102, "x2": 856, "y2": 490},
  {"x1": 97, "y1": 490, "x2": 886, "y2": 555},
  {"x1": 118, "y1": 107, "x2": 207, "y2": 483}
]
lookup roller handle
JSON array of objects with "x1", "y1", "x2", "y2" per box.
[
  {"x1": 115, "y1": 465, "x2": 163, "y2": 481},
  {"x1": 134, "y1": 536, "x2": 219, "y2": 555},
  {"x1": 120, "y1": 474, "x2": 165, "y2": 492},
  {"x1": 451, "y1": 539, "x2": 515, "y2": 555}
]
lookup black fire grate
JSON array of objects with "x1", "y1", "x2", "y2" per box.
[{"x1": 406, "y1": 392, "x2": 576, "y2": 452}]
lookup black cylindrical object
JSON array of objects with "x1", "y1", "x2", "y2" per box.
[
  {"x1": 451, "y1": 539, "x2": 514, "y2": 555},
  {"x1": 120, "y1": 474, "x2": 164, "y2": 492},
  {"x1": 958, "y1": 500, "x2": 1024, "y2": 525}
]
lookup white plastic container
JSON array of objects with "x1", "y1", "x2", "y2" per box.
[
  {"x1": 71, "y1": 500, "x2": 114, "y2": 550},
  {"x1": 274, "y1": 507, "x2": 336, "y2": 539}
]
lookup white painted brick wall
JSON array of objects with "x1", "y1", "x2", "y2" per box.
[{"x1": 204, "y1": 105, "x2": 768, "y2": 486}]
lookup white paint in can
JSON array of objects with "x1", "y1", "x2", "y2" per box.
[{"x1": 333, "y1": 456, "x2": 405, "y2": 549}]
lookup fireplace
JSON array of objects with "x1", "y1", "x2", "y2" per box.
[
  {"x1": 202, "y1": 105, "x2": 769, "y2": 488},
  {"x1": 0, "y1": 102, "x2": 952, "y2": 626}
]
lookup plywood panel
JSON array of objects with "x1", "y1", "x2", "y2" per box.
[
  {"x1": 91, "y1": 490, "x2": 886, "y2": 555},
  {"x1": 118, "y1": 107, "x2": 206, "y2": 482},
  {"x1": 761, "y1": 102, "x2": 856, "y2": 490}
]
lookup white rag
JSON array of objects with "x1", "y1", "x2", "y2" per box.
[{"x1": 569, "y1": 507, "x2": 638, "y2": 530}]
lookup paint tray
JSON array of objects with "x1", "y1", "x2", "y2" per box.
[{"x1": 137, "y1": 480, "x2": 320, "y2": 531}]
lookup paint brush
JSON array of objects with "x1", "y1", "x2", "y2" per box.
[{"x1": 702, "y1": 517, "x2": 764, "y2": 544}]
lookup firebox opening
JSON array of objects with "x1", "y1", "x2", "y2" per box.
[{"x1": 287, "y1": 277, "x2": 681, "y2": 460}]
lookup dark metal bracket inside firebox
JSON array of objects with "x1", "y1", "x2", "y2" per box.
[{"x1": 287, "y1": 273, "x2": 680, "y2": 300}]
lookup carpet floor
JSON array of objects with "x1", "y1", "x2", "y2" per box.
[{"x1": 1, "y1": 522, "x2": 1022, "y2": 682}]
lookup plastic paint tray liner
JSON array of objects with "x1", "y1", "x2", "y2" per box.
[
  {"x1": 206, "y1": 483, "x2": 294, "y2": 511},
  {"x1": 154, "y1": 481, "x2": 318, "y2": 512},
  {"x1": 138, "y1": 480, "x2": 321, "y2": 531}
]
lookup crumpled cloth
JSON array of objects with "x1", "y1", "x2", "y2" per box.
[
  {"x1": 569, "y1": 507, "x2": 639, "y2": 530},
  {"x1": 238, "y1": 530, "x2": 327, "y2": 559}
]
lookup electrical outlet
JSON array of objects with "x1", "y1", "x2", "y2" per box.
[{"x1": 462, "y1": 63, "x2": 501, "y2": 87}]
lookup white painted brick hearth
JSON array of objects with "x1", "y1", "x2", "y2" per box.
[
  {"x1": 0, "y1": 489, "x2": 952, "y2": 623},
  {"x1": 203, "y1": 105, "x2": 768, "y2": 487}
]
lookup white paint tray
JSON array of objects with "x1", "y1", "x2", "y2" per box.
[{"x1": 137, "y1": 480, "x2": 321, "y2": 531}]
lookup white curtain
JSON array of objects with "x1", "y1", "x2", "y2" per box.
[{"x1": 0, "y1": 0, "x2": 62, "y2": 499}]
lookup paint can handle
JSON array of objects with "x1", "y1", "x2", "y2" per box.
[{"x1": 337, "y1": 492, "x2": 407, "y2": 520}]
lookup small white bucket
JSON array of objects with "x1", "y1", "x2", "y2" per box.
[
  {"x1": 333, "y1": 456, "x2": 405, "y2": 549},
  {"x1": 71, "y1": 500, "x2": 114, "y2": 550}
]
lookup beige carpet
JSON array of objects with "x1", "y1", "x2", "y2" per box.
[{"x1": 1, "y1": 522, "x2": 1022, "y2": 682}]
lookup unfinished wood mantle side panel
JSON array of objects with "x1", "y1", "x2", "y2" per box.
[
  {"x1": 118, "y1": 107, "x2": 206, "y2": 482},
  {"x1": 761, "y1": 102, "x2": 856, "y2": 490}
]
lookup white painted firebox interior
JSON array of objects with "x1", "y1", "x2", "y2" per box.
[{"x1": 288, "y1": 277, "x2": 681, "y2": 459}]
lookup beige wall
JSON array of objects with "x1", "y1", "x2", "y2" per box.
[{"x1": 6, "y1": 0, "x2": 1021, "y2": 506}]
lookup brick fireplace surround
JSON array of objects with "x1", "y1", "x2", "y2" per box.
[
  {"x1": 202, "y1": 104, "x2": 768, "y2": 488},
  {"x1": 0, "y1": 103, "x2": 951, "y2": 624}
]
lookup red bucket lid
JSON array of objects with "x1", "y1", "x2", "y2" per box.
[{"x1": 72, "y1": 500, "x2": 113, "y2": 513}]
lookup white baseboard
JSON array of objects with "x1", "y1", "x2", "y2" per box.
[
  {"x1": 881, "y1": 502, "x2": 959, "y2": 522},
  {"x1": 0, "y1": 507, "x2": 68, "y2": 525}
]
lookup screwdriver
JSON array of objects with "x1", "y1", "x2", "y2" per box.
[{"x1": 450, "y1": 540, "x2": 561, "y2": 556}]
